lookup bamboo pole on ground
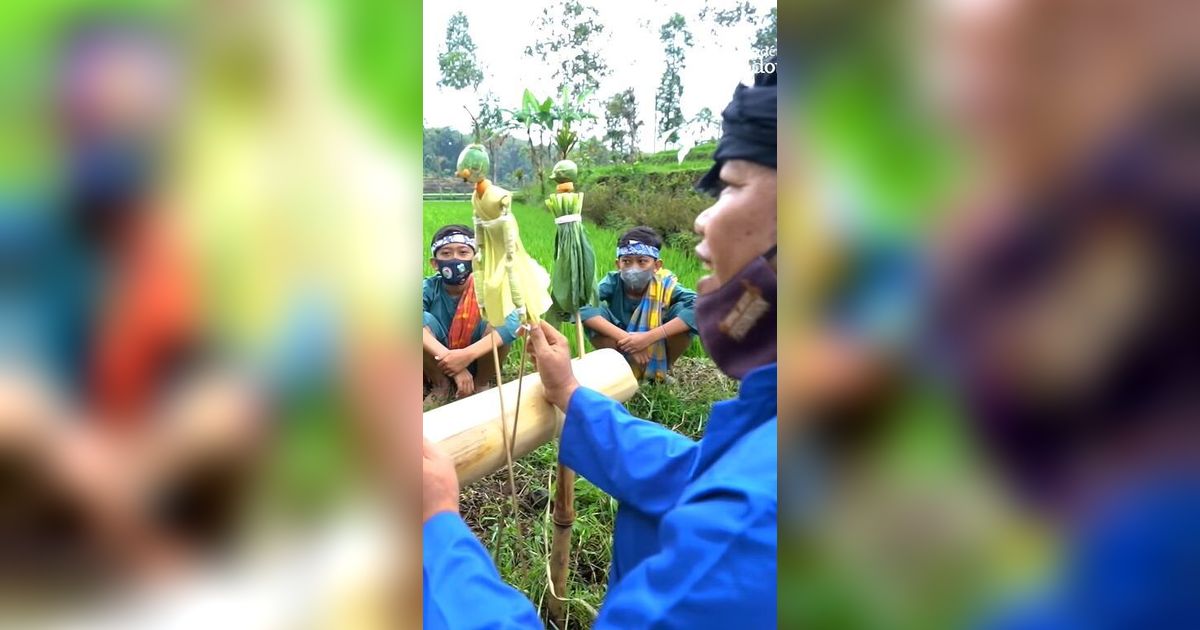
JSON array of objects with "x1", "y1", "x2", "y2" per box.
[
  {"x1": 424, "y1": 348, "x2": 637, "y2": 486},
  {"x1": 547, "y1": 320, "x2": 587, "y2": 628}
]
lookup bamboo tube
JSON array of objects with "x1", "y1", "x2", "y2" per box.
[{"x1": 424, "y1": 349, "x2": 637, "y2": 486}]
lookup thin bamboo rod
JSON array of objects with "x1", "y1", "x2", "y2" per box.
[{"x1": 491, "y1": 334, "x2": 518, "y2": 515}]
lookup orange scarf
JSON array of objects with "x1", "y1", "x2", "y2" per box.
[
  {"x1": 448, "y1": 275, "x2": 482, "y2": 350},
  {"x1": 92, "y1": 212, "x2": 197, "y2": 428}
]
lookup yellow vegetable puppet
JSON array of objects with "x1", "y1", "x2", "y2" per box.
[{"x1": 456, "y1": 144, "x2": 551, "y2": 326}]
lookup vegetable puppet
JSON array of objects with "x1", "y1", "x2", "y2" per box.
[
  {"x1": 546, "y1": 159, "x2": 596, "y2": 318},
  {"x1": 456, "y1": 144, "x2": 551, "y2": 328},
  {"x1": 544, "y1": 159, "x2": 596, "y2": 626},
  {"x1": 455, "y1": 143, "x2": 550, "y2": 517}
]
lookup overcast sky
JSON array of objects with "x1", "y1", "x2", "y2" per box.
[{"x1": 422, "y1": 0, "x2": 774, "y2": 152}]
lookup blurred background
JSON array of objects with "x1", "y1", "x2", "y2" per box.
[
  {"x1": 0, "y1": 0, "x2": 420, "y2": 627},
  {"x1": 780, "y1": 0, "x2": 1199, "y2": 627}
]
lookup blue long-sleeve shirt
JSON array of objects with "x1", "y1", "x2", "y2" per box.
[{"x1": 423, "y1": 363, "x2": 778, "y2": 629}]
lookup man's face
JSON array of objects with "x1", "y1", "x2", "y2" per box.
[
  {"x1": 69, "y1": 38, "x2": 177, "y2": 139},
  {"x1": 431, "y1": 243, "x2": 474, "y2": 270},
  {"x1": 616, "y1": 255, "x2": 662, "y2": 273},
  {"x1": 694, "y1": 160, "x2": 777, "y2": 295}
]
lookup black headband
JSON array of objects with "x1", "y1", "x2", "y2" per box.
[{"x1": 696, "y1": 59, "x2": 778, "y2": 196}]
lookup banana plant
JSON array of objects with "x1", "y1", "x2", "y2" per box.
[
  {"x1": 551, "y1": 86, "x2": 596, "y2": 160},
  {"x1": 506, "y1": 89, "x2": 559, "y2": 198}
]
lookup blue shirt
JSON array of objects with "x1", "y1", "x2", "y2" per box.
[
  {"x1": 0, "y1": 202, "x2": 101, "y2": 399},
  {"x1": 980, "y1": 470, "x2": 1200, "y2": 630},
  {"x1": 422, "y1": 363, "x2": 778, "y2": 629}
]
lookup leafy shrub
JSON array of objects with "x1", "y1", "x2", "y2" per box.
[{"x1": 582, "y1": 175, "x2": 710, "y2": 251}]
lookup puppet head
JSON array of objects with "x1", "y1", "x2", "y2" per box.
[
  {"x1": 551, "y1": 159, "x2": 578, "y2": 184},
  {"x1": 455, "y1": 144, "x2": 490, "y2": 183}
]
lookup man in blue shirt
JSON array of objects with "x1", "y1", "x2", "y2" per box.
[{"x1": 421, "y1": 64, "x2": 779, "y2": 628}]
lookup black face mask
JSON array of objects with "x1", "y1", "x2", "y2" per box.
[
  {"x1": 695, "y1": 246, "x2": 777, "y2": 380},
  {"x1": 437, "y1": 258, "x2": 473, "y2": 285},
  {"x1": 66, "y1": 137, "x2": 157, "y2": 242}
]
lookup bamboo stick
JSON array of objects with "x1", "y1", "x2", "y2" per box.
[
  {"x1": 547, "y1": 319, "x2": 588, "y2": 628},
  {"x1": 491, "y1": 334, "x2": 518, "y2": 515},
  {"x1": 424, "y1": 349, "x2": 637, "y2": 486}
]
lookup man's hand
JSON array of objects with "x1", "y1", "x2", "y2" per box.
[
  {"x1": 422, "y1": 438, "x2": 459, "y2": 523},
  {"x1": 437, "y1": 349, "x2": 474, "y2": 377},
  {"x1": 631, "y1": 349, "x2": 650, "y2": 368},
  {"x1": 452, "y1": 370, "x2": 474, "y2": 398},
  {"x1": 617, "y1": 331, "x2": 656, "y2": 355},
  {"x1": 527, "y1": 321, "x2": 580, "y2": 410}
]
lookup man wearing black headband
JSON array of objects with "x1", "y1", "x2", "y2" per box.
[
  {"x1": 422, "y1": 224, "x2": 522, "y2": 399},
  {"x1": 421, "y1": 63, "x2": 778, "y2": 628}
]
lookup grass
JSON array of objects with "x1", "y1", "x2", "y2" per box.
[{"x1": 423, "y1": 200, "x2": 735, "y2": 627}]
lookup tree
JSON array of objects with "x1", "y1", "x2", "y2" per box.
[
  {"x1": 577, "y1": 136, "x2": 613, "y2": 167},
  {"x1": 464, "y1": 92, "x2": 514, "y2": 181},
  {"x1": 754, "y1": 7, "x2": 777, "y2": 53},
  {"x1": 524, "y1": 1, "x2": 611, "y2": 100},
  {"x1": 508, "y1": 89, "x2": 559, "y2": 198},
  {"x1": 552, "y1": 87, "x2": 596, "y2": 161},
  {"x1": 693, "y1": 107, "x2": 720, "y2": 143},
  {"x1": 604, "y1": 88, "x2": 642, "y2": 161},
  {"x1": 698, "y1": 0, "x2": 758, "y2": 35},
  {"x1": 437, "y1": 12, "x2": 483, "y2": 91},
  {"x1": 655, "y1": 13, "x2": 692, "y2": 147},
  {"x1": 423, "y1": 126, "x2": 468, "y2": 178}
]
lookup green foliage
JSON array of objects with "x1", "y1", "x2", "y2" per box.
[
  {"x1": 655, "y1": 13, "x2": 692, "y2": 147},
  {"x1": 698, "y1": 0, "x2": 759, "y2": 31},
  {"x1": 753, "y1": 7, "x2": 777, "y2": 52},
  {"x1": 690, "y1": 107, "x2": 720, "y2": 144},
  {"x1": 603, "y1": 87, "x2": 642, "y2": 161},
  {"x1": 437, "y1": 11, "x2": 483, "y2": 91},
  {"x1": 639, "y1": 141, "x2": 716, "y2": 166},
  {"x1": 523, "y1": 0, "x2": 610, "y2": 97},
  {"x1": 508, "y1": 88, "x2": 559, "y2": 198},
  {"x1": 464, "y1": 93, "x2": 516, "y2": 180},
  {"x1": 551, "y1": 87, "x2": 596, "y2": 160}
]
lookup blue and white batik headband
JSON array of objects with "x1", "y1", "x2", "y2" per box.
[
  {"x1": 431, "y1": 233, "x2": 476, "y2": 256},
  {"x1": 616, "y1": 241, "x2": 660, "y2": 259}
]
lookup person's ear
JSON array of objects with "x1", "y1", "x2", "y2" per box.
[
  {"x1": 614, "y1": 258, "x2": 621, "y2": 269},
  {"x1": 430, "y1": 258, "x2": 438, "y2": 270},
  {"x1": 655, "y1": 259, "x2": 663, "y2": 271}
]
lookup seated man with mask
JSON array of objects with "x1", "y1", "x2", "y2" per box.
[{"x1": 422, "y1": 224, "x2": 521, "y2": 399}]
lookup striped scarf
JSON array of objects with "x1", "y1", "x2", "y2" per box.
[
  {"x1": 448, "y1": 275, "x2": 482, "y2": 350},
  {"x1": 627, "y1": 269, "x2": 677, "y2": 382}
]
